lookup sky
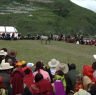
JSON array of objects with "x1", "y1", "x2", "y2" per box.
[{"x1": 70, "y1": 0, "x2": 96, "y2": 13}]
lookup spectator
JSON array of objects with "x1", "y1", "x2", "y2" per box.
[
  {"x1": 53, "y1": 80, "x2": 66, "y2": 95},
  {"x1": 0, "y1": 50, "x2": 7, "y2": 64},
  {"x1": 10, "y1": 68, "x2": 24, "y2": 95},
  {"x1": 34, "y1": 61, "x2": 51, "y2": 82},
  {"x1": 31, "y1": 73, "x2": 53, "y2": 95},
  {"x1": 48, "y1": 59, "x2": 60, "y2": 76},
  {"x1": 74, "y1": 74, "x2": 84, "y2": 92},
  {"x1": 45, "y1": 64, "x2": 53, "y2": 83},
  {"x1": 6, "y1": 50, "x2": 17, "y2": 66},
  {"x1": 23, "y1": 67, "x2": 34, "y2": 89},
  {"x1": 74, "y1": 89, "x2": 91, "y2": 95},
  {"x1": 92, "y1": 60, "x2": 96, "y2": 82},
  {"x1": 82, "y1": 76, "x2": 92, "y2": 90},
  {"x1": 26, "y1": 62, "x2": 34, "y2": 72},
  {"x1": 54, "y1": 70, "x2": 66, "y2": 90},
  {"x1": 82, "y1": 65, "x2": 94, "y2": 82},
  {"x1": 0, "y1": 76, "x2": 6, "y2": 95},
  {"x1": 88, "y1": 84, "x2": 96, "y2": 95},
  {"x1": 0, "y1": 62, "x2": 13, "y2": 95},
  {"x1": 67, "y1": 63, "x2": 79, "y2": 90}
]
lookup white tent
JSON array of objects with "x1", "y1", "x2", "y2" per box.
[{"x1": 0, "y1": 26, "x2": 17, "y2": 33}]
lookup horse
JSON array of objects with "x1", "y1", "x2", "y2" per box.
[
  {"x1": 65, "y1": 36, "x2": 76, "y2": 43},
  {"x1": 40, "y1": 35, "x2": 51, "y2": 44},
  {"x1": 53, "y1": 35, "x2": 59, "y2": 41}
]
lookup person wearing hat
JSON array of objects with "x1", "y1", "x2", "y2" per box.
[
  {"x1": 56, "y1": 63, "x2": 69, "y2": 74},
  {"x1": 0, "y1": 62, "x2": 13, "y2": 95},
  {"x1": 48, "y1": 59, "x2": 60, "y2": 76},
  {"x1": 26, "y1": 62, "x2": 34, "y2": 72},
  {"x1": 5, "y1": 50, "x2": 17, "y2": 66},
  {"x1": 0, "y1": 50, "x2": 7, "y2": 65},
  {"x1": 54, "y1": 63, "x2": 69, "y2": 89},
  {"x1": 55, "y1": 63, "x2": 73, "y2": 95}
]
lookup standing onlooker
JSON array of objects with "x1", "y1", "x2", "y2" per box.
[
  {"x1": 23, "y1": 67, "x2": 34, "y2": 89},
  {"x1": 0, "y1": 49, "x2": 7, "y2": 64},
  {"x1": 33, "y1": 61, "x2": 51, "y2": 82},
  {"x1": 10, "y1": 68, "x2": 24, "y2": 95},
  {"x1": 67, "y1": 63, "x2": 79, "y2": 90},
  {"x1": 0, "y1": 62, "x2": 13, "y2": 95},
  {"x1": 31, "y1": 73, "x2": 53, "y2": 95}
]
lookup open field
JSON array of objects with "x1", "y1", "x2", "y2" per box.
[{"x1": 0, "y1": 40, "x2": 96, "y2": 72}]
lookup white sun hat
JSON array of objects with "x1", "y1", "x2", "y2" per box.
[
  {"x1": 48, "y1": 59, "x2": 60, "y2": 68},
  {"x1": 93, "y1": 54, "x2": 96, "y2": 60},
  {"x1": 56, "y1": 63, "x2": 69, "y2": 74},
  {"x1": 0, "y1": 50, "x2": 7, "y2": 56},
  {"x1": 0, "y1": 62, "x2": 13, "y2": 70},
  {"x1": 27, "y1": 62, "x2": 34, "y2": 68}
]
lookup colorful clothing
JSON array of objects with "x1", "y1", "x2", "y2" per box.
[
  {"x1": 74, "y1": 89, "x2": 91, "y2": 95},
  {"x1": 54, "y1": 80, "x2": 66, "y2": 95},
  {"x1": 82, "y1": 65, "x2": 96, "y2": 82},
  {"x1": 30, "y1": 79, "x2": 53, "y2": 95},
  {"x1": 54, "y1": 75, "x2": 66, "y2": 89},
  {"x1": 23, "y1": 67, "x2": 34, "y2": 88},
  {"x1": 10, "y1": 69, "x2": 24, "y2": 95},
  {"x1": 33, "y1": 69, "x2": 51, "y2": 82}
]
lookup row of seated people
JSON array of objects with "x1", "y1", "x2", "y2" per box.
[{"x1": 0, "y1": 48, "x2": 96, "y2": 95}]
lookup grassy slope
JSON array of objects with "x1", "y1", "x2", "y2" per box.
[
  {"x1": 0, "y1": 0, "x2": 96, "y2": 36},
  {"x1": 0, "y1": 40, "x2": 96, "y2": 71}
]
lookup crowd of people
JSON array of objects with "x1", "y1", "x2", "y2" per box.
[{"x1": 0, "y1": 48, "x2": 96, "y2": 95}]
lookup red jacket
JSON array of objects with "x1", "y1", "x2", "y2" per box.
[
  {"x1": 30, "y1": 79, "x2": 53, "y2": 95},
  {"x1": 82, "y1": 65, "x2": 96, "y2": 82},
  {"x1": 23, "y1": 67, "x2": 34, "y2": 88}
]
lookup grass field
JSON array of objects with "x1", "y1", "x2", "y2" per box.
[{"x1": 0, "y1": 40, "x2": 96, "y2": 72}]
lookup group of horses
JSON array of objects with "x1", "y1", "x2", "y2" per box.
[{"x1": 40, "y1": 35, "x2": 78, "y2": 44}]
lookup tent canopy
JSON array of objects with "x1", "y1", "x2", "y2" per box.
[{"x1": 0, "y1": 26, "x2": 17, "y2": 33}]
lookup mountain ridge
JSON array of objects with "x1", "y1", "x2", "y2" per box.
[{"x1": 0, "y1": 0, "x2": 96, "y2": 36}]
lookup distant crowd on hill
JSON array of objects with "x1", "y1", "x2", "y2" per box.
[
  {"x1": 0, "y1": 33, "x2": 96, "y2": 46},
  {"x1": 0, "y1": 48, "x2": 96, "y2": 95}
]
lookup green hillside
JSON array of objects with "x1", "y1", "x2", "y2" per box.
[{"x1": 0, "y1": 0, "x2": 96, "y2": 36}]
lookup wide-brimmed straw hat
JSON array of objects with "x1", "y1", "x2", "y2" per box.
[
  {"x1": 0, "y1": 62, "x2": 13, "y2": 70},
  {"x1": 0, "y1": 50, "x2": 7, "y2": 56},
  {"x1": 56, "y1": 63, "x2": 69, "y2": 74},
  {"x1": 48, "y1": 59, "x2": 60, "y2": 68}
]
